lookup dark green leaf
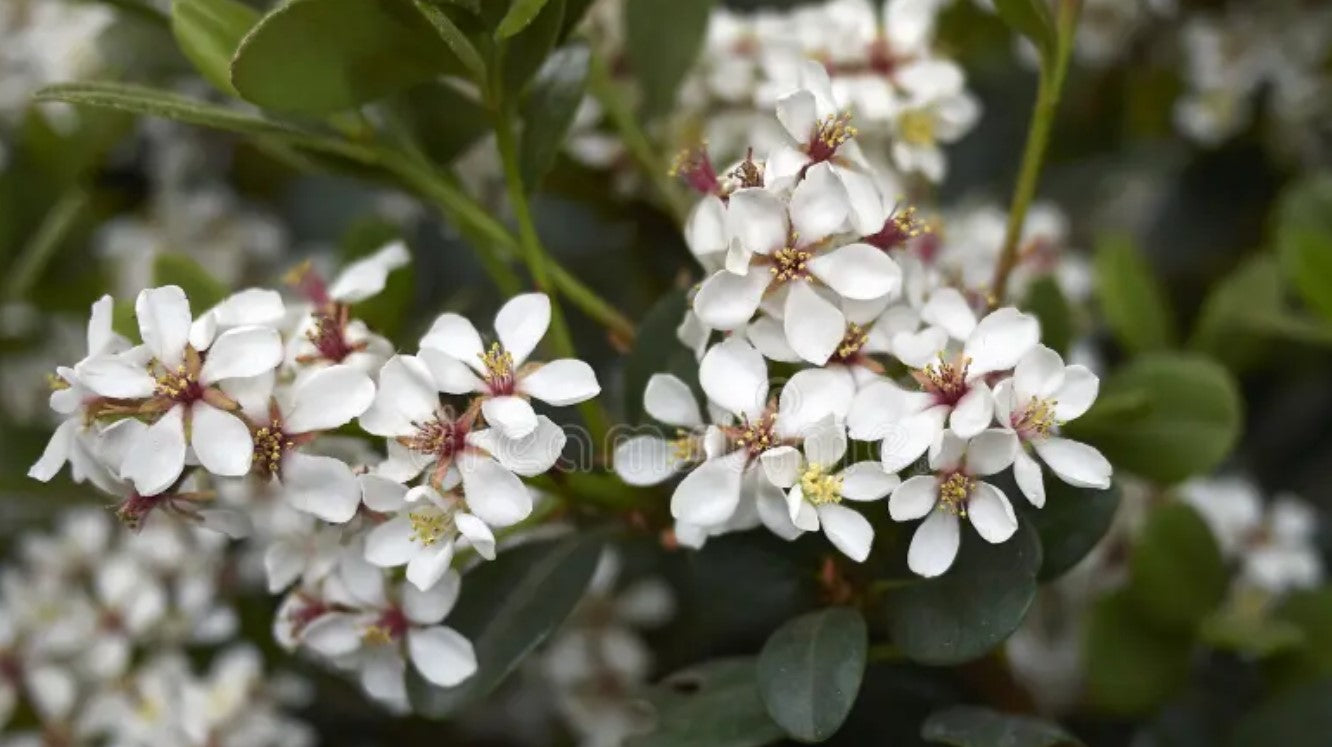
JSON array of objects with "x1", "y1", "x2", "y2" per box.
[
  {"x1": 170, "y1": 0, "x2": 259, "y2": 96},
  {"x1": 1128, "y1": 502, "x2": 1226, "y2": 632},
  {"x1": 1275, "y1": 176, "x2": 1332, "y2": 322},
  {"x1": 629, "y1": 658, "x2": 785, "y2": 747},
  {"x1": 1020, "y1": 480, "x2": 1120, "y2": 582},
  {"x1": 34, "y1": 82, "x2": 310, "y2": 139},
  {"x1": 1023, "y1": 275, "x2": 1073, "y2": 356},
  {"x1": 756, "y1": 607, "x2": 867, "y2": 742},
  {"x1": 1094, "y1": 234, "x2": 1177, "y2": 354},
  {"x1": 1230, "y1": 678, "x2": 1332, "y2": 747},
  {"x1": 624, "y1": 0, "x2": 714, "y2": 118},
  {"x1": 499, "y1": 0, "x2": 565, "y2": 95},
  {"x1": 1063, "y1": 353, "x2": 1243, "y2": 484},
  {"x1": 519, "y1": 43, "x2": 590, "y2": 190},
  {"x1": 623, "y1": 289, "x2": 700, "y2": 424},
  {"x1": 390, "y1": 81, "x2": 491, "y2": 165},
  {"x1": 1200, "y1": 605, "x2": 1305, "y2": 659},
  {"x1": 231, "y1": 0, "x2": 465, "y2": 114},
  {"x1": 408, "y1": 532, "x2": 603, "y2": 717},
  {"x1": 922, "y1": 705, "x2": 1081, "y2": 747},
  {"x1": 992, "y1": 0, "x2": 1056, "y2": 62},
  {"x1": 885, "y1": 520, "x2": 1042, "y2": 666},
  {"x1": 496, "y1": 0, "x2": 552, "y2": 38},
  {"x1": 1190, "y1": 255, "x2": 1284, "y2": 371},
  {"x1": 153, "y1": 253, "x2": 229, "y2": 312},
  {"x1": 410, "y1": 0, "x2": 487, "y2": 82},
  {"x1": 1269, "y1": 589, "x2": 1332, "y2": 687},
  {"x1": 1085, "y1": 590, "x2": 1194, "y2": 715}
]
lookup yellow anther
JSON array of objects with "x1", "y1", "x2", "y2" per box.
[
  {"x1": 937, "y1": 473, "x2": 975, "y2": 516},
  {"x1": 408, "y1": 510, "x2": 451, "y2": 547},
  {"x1": 919, "y1": 354, "x2": 971, "y2": 399},
  {"x1": 898, "y1": 109, "x2": 937, "y2": 146},
  {"x1": 361, "y1": 625, "x2": 394, "y2": 646},
  {"x1": 835, "y1": 323, "x2": 869, "y2": 360},
  {"x1": 815, "y1": 111, "x2": 858, "y2": 150},
  {"x1": 770, "y1": 247, "x2": 812, "y2": 282},
  {"x1": 1014, "y1": 398, "x2": 1058, "y2": 439},
  {"x1": 800, "y1": 463, "x2": 843, "y2": 505},
  {"x1": 670, "y1": 432, "x2": 700, "y2": 463},
  {"x1": 47, "y1": 373, "x2": 70, "y2": 391},
  {"x1": 477, "y1": 342, "x2": 515, "y2": 391},
  {"x1": 252, "y1": 422, "x2": 291, "y2": 476}
]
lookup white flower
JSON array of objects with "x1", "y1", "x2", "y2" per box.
[
  {"x1": 417, "y1": 293, "x2": 601, "y2": 439},
  {"x1": 361, "y1": 475, "x2": 498, "y2": 591},
  {"x1": 613, "y1": 373, "x2": 716, "y2": 488},
  {"x1": 74, "y1": 286, "x2": 284, "y2": 495},
  {"x1": 848, "y1": 300, "x2": 1039, "y2": 472},
  {"x1": 993, "y1": 345, "x2": 1110, "y2": 507},
  {"x1": 889, "y1": 429, "x2": 1021, "y2": 577},
  {"x1": 886, "y1": 59, "x2": 981, "y2": 182},
  {"x1": 760, "y1": 420, "x2": 900, "y2": 561}
]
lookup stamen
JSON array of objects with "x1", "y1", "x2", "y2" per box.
[
  {"x1": 800, "y1": 463, "x2": 843, "y2": 505},
  {"x1": 808, "y1": 111, "x2": 858, "y2": 162},
  {"x1": 897, "y1": 109, "x2": 936, "y2": 146},
  {"x1": 478, "y1": 342, "x2": 515, "y2": 395},
  {"x1": 408, "y1": 509, "x2": 452, "y2": 547},
  {"x1": 401, "y1": 415, "x2": 465, "y2": 459},
  {"x1": 726, "y1": 148, "x2": 765, "y2": 189},
  {"x1": 304, "y1": 309, "x2": 360, "y2": 364},
  {"x1": 733, "y1": 412, "x2": 778, "y2": 457},
  {"x1": 669, "y1": 431, "x2": 700, "y2": 463},
  {"x1": 670, "y1": 144, "x2": 721, "y2": 195},
  {"x1": 863, "y1": 204, "x2": 929, "y2": 251},
  {"x1": 769, "y1": 244, "x2": 812, "y2": 283},
  {"x1": 833, "y1": 323, "x2": 869, "y2": 362},
  {"x1": 153, "y1": 364, "x2": 202, "y2": 403},
  {"x1": 914, "y1": 353, "x2": 971, "y2": 405},
  {"x1": 1012, "y1": 398, "x2": 1057, "y2": 440},
  {"x1": 937, "y1": 473, "x2": 975, "y2": 517},
  {"x1": 252, "y1": 422, "x2": 292, "y2": 477}
]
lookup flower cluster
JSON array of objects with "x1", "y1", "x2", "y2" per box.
[
  {"x1": 618, "y1": 60, "x2": 1111, "y2": 575},
  {"x1": 0, "y1": 507, "x2": 312, "y2": 744},
  {"x1": 28, "y1": 242, "x2": 602, "y2": 710}
]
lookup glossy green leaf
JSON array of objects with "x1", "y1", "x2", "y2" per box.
[
  {"x1": 756, "y1": 607, "x2": 867, "y2": 742},
  {"x1": 519, "y1": 43, "x2": 590, "y2": 190},
  {"x1": 34, "y1": 82, "x2": 309, "y2": 139},
  {"x1": 496, "y1": 0, "x2": 551, "y2": 38},
  {"x1": 1128, "y1": 502, "x2": 1227, "y2": 632},
  {"x1": 624, "y1": 0, "x2": 714, "y2": 118},
  {"x1": 170, "y1": 0, "x2": 259, "y2": 96},
  {"x1": 629, "y1": 658, "x2": 785, "y2": 747},
  {"x1": 410, "y1": 0, "x2": 487, "y2": 82},
  {"x1": 153, "y1": 253, "x2": 229, "y2": 312},
  {"x1": 1094, "y1": 233, "x2": 1177, "y2": 354},
  {"x1": 922, "y1": 705, "x2": 1081, "y2": 747},
  {"x1": 1020, "y1": 480, "x2": 1121, "y2": 582},
  {"x1": 1190, "y1": 255, "x2": 1283, "y2": 370},
  {"x1": 1023, "y1": 275, "x2": 1073, "y2": 355},
  {"x1": 231, "y1": 0, "x2": 464, "y2": 114},
  {"x1": 1231, "y1": 678, "x2": 1332, "y2": 747},
  {"x1": 1085, "y1": 590, "x2": 1193, "y2": 716},
  {"x1": 1063, "y1": 353, "x2": 1243, "y2": 484},
  {"x1": 408, "y1": 532, "x2": 602, "y2": 717},
  {"x1": 498, "y1": 0, "x2": 564, "y2": 96},
  {"x1": 885, "y1": 520, "x2": 1042, "y2": 666},
  {"x1": 1275, "y1": 176, "x2": 1332, "y2": 322},
  {"x1": 623, "y1": 289, "x2": 699, "y2": 424}
]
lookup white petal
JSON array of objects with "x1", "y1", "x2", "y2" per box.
[
  {"x1": 418, "y1": 347, "x2": 484, "y2": 395},
  {"x1": 1014, "y1": 345, "x2": 1066, "y2": 401},
  {"x1": 614, "y1": 436, "x2": 679, "y2": 487},
  {"x1": 809, "y1": 243, "x2": 903, "y2": 301},
  {"x1": 364, "y1": 516, "x2": 417, "y2": 567},
  {"x1": 199, "y1": 326, "x2": 283, "y2": 384},
  {"x1": 760, "y1": 445, "x2": 802, "y2": 489},
  {"x1": 404, "y1": 570, "x2": 461, "y2": 623},
  {"x1": 495, "y1": 293, "x2": 550, "y2": 367},
  {"x1": 359, "y1": 648, "x2": 407, "y2": 708},
  {"x1": 949, "y1": 382, "x2": 994, "y2": 439},
  {"x1": 725, "y1": 187, "x2": 788, "y2": 254},
  {"x1": 840, "y1": 461, "x2": 900, "y2": 501},
  {"x1": 964, "y1": 428, "x2": 1019, "y2": 476},
  {"x1": 86, "y1": 294, "x2": 118, "y2": 354},
  {"x1": 190, "y1": 403, "x2": 252, "y2": 477},
  {"x1": 788, "y1": 163, "x2": 849, "y2": 241},
  {"x1": 777, "y1": 366, "x2": 856, "y2": 437},
  {"x1": 880, "y1": 406, "x2": 947, "y2": 473},
  {"x1": 967, "y1": 482, "x2": 1018, "y2": 543},
  {"x1": 991, "y1": 378, "x2": 1018, "y2": 428},
  {"x1": 358, "y1": 355, "x2": 440, "y2": 437},
  {"x1": 963, "y1": 308, "x2": 1040, "y2": 376},
  {"x1": 644, "y1": 374, "x2": 703, "y2": 428},
  {"x1": 28, "y1": 420, "x2": 75, "y2": 482},
  {"x1": 693, "y1": 267, "x2": 770, "y2": 331},
  {"x1": 817, "y1": 503, "x2": 874, "y2": 562},
  {"x1": 329, "y1": 240, "x2": 410, "y2": 303},
  {"x1": 74, "y1": 355, "x2": 157, "y2": 398},
  {"x1": 686, "y1": 195, "x2": 728, "y2": 258},
  {"x1": 776, "y1": 89, "x2": 818, "y2": 142},
  {"x1": 284, "y1": 364, "x2": 376, "y2": 433},
  {"x1": 803, "y1": 420, "x2": 847, "y2": 467},
  {"x1": 746, "y1": 315, "x2": 802, "y2": 362},
  {"x1": 204, "y1": 287, "x2": 287, "y2": 328},
  {"x1": 890, "y1": 475, "x2": 939, "y2": 520},
  {"x1": 699, "y1": 337, "x2": 768, "y2": 420},
  {"x1": 920, "y1": 288, "x2": 978, "y2": 342},
  {"x1": 753, "y1": 471, "x2": 803, "y2": 541},
  {"x1": 1054, "y1": 365, "x2": 1099, "y2": 421},
  {"x1": 670, "y1": 450, "x2": 746, "y2": 526},
  {"x1": 846, "y1": 379, "x2": 930, "y2": 440},
  {"x1": 892, "y1": 327, "x2": 950, "y2": 369},
  {"x1": 301, "y1": 613, "x2": 363, "y2": 657},
  {"x1": 409, "y1": 627, "x2": 478, "y2": 687},
  {"x1": 1033, "y1": 437, "x2": 1112, "y2": 489},
  {"x1": 284, "y1": 452, "x2": 361, "y2": 523},
  {"x1": 419, "y1": 313, "x2": 485, "y2": 373},
  {"x1": 470, "y1": 415, "x2": 566, "y2": 477},
  {"x1": 783, "y1": 281, "x2": 845, "y2": 365},
  {"x1": 908, "y1": 509, "x2": 960, "y2": 577},
  {"x1": 136, "y1": 286, "x2": 192, "y2": 367},
  {"x1": 519, "y1": 359, "x2": 600, "y2": 406},
  {"x1": 360, "y1": 473, "x2": 409, "y2": 512},
  {"x1": 264, "y1": 542, "x2": 305, "y2": 593},
  {"x1": 122, "y1": 406, "x2": 187, "y2": 495},
  {"x1": 456, "y1": 513, "x2": 496, "y2": 560},
  {"x1": 458, "y1": 453, "x2": 533, "y2": 527},
  {"x1": 787, "y1": 485, "x2": 821, "y2": 531},
  {"x1": 406, "y1": 542, "x2": 456, "y2": 591},
  {"x1": 928, "y1": 430, "x2": 968, "y2": 472},
  {"x1": 1013, "y1": 449, "x2": 1045, "y2": 508},
  {"x1": 482, "y1": 395, "x2": 538, "y2": 439}
]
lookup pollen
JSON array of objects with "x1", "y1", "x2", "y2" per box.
[
  {"x1": 1013, "y1": 398, "x2": 1057, "y2": 439},
  {"x1": 734, "y1": 412, "x2": 778, "y2": 456},
  {"x1": 937, "y1": 473, "x2": 975, "y2": 517},
  {"x1": 834, "y1": 323, "x2": 869, "y2": 362},
  {"x1": 478, "y1": 342, "x2": 515, "y2": 394},
  {"x1": 47, "y1": 373, "x2": 70, "y2": 391},
  {"x1": 670, "y1": 143, "x2": 721, "y2": 195},
  {"x1": 727, "y1": 147, "x2": 765, "y2": 189},
  {"x1": 800, "y1": 463, "x2": 843, "y2": 505},
  {"x1": 153, "y1": 364, "x2": 201, "y2": 402},
  {"x1": 361, "y1": 624, "x2": 395, "y2": 646},
  {"x1": 402, "y1": 415, "x2": 463, "y2": 458},
  {"x1": 770, "y1": 245, "x2": 812, "y2": 282},
  {"x1": 898, "y1": 108, "x2": 937, "y2": 146},
  {"x1": 864, "y1": 204, "x2": 930, "y2": 251},
  {"x1": 809, "y1": 111, "x2": 858, "y2": 161},
  {"x1": 408, "y1": 509, "x2": 451, "y2": 547},
  {"x1": 252, "y1": 423, "x2": 292, "y2": 477},
  {"x1": 916, "y1": 353, "x2": 971, "y2": 404},
  {"x1": 670, "y1": 432, "x2": 700, "y2": 463}
]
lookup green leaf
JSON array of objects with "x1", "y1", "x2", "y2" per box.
[
  {"x1": 34, "y1": 82, "x2": 311, "y2": 140},
  {"x1": 623, "y1": 289, "x2": 700, "y2": 425},
  {"x1": 410, "y1": 0, "x2": 487, "y2": 83},
  {"x1": 885, "y1": 520, "x2": 1042, "y2": 666},
  {"x1": 1085, "y1": 590, "x2": 1194, "y2": 715},
  {"x1": 153, "y1": 253, "x2": 229, "y2": 311},
  {"x1": 498, "y1": 0, "x2": 564, "y2": 96},
  {"x1": 170, "y1": 0, "x2": 259, "y2": 96},
  {"x1": 1190, "y1": 255, "x2": 1284, "y2": 370},
  {"x1": 1023, "y1": 275, "x2": 1073, "y2": 356},
  {"x1": 921, "y1": 705, "x2": 1081, "y2": 747},
  {"x1": 518, "y1": 42, "x2": 589, "y2": 190},
  {"x1": 1269, "y1": 589, "x2": 1332, "y2": 687},
  {"x1": 756, "y1": 608, "x2": 867, "y2": 743},
  {"x1": 408, "y1": 532, "x2": 602, "y2": 717},
  {"x1": 629, "y1": 658, "x2": 785, "y2": 747},
  {"x1": 1020, "y1": 480, "x2": 1120, "y2": 582},
  {"x1": 1063, "y1": 353, "x2": 1243, "y2": 484},
  {"x1": 337, "y1": 223, "x2": 414, "y2": 341},
  {"x1": 495, "y1": 0, "x2": 552, "y2": 38},
  {"x1": 991, "y1": 0, "x2": 1056, "y2": 62},
  {"x1": 1230, "y1": 678, "x2": 1332, "y2": 747},
  {"x1": 624, "y1": 0, "x2": 714, "y2": 118},
  {"x1": 1128, "y1": 502, "x2": 1227, "y2": 632},
  {"x1": 231, "y1": 0, "x2": 465, "y2": 114},
  {"x1": 1200, "y1": 604, "x2": 1305, "y2": 659},
  {"x1": 1093, "y1": 234, "x2": 1177, "y2": 354},
  {"x1": 1275, "y1": 176, "x2": 1332, "y2": 322}
]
